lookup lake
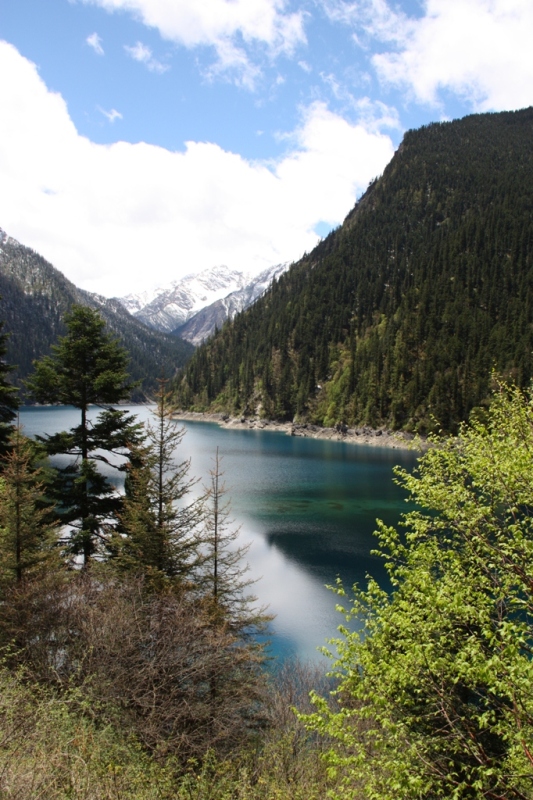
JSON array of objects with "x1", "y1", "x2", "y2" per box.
[{"x1": 19, "y1": 405, "x2": 419, "y2": 663}]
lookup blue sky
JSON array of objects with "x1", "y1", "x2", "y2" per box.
[{"x1": 1, "y1": 0, "x2": 532, "y2": 297}]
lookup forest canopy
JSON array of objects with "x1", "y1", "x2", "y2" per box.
[{"x1": 175, "y1": 107, "x2": 533, "y2": 435}]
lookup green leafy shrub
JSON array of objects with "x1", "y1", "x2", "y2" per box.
[{"x1": 304, "y1": 382, "x2": 533, "y2": 799}]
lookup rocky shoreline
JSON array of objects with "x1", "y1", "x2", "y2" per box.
[{"x1": 173, "y1": 411, "x2": 425, "y2": 452}]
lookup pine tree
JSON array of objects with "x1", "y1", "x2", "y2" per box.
[
  {"x1": 114, "y1": 378, "x2": 203, "y2": 589},
  {"x1": 200, "y1": 448, "x2": 269, "y2": 742},
  {"x1": 26, "y1": 306, "x2": 141, "y2": 564},
  {"x1": 0, "y1": 428, "x2": 60, "y2": 586},
  {"x1": 201, "y1": 448, "x2": 266, "y2": 634},
  {"x1": 175, "y1": 108, "x2": 533, "y2": 434},
  {"x1": 0, "y1": 313, "x2": 18, "y2": 458}
]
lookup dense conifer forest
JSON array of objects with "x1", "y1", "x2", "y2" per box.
[{"x1": 176, "y1": 107, "x2": 533, "y2": 433}]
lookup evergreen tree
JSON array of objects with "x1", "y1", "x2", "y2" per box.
[
  {"x1": 0, "y1": 313, "x2": 18, "y2": 458},
  {"x1": 0, "y1": 428, "x2": 59, "y2": 586},
  {"x1": 201, "y1": 448, "x2": 267, "y2": 637},
  {"x1": 200, "y1": 449, "x2": 269, "y2": 743},
  {"x1": 26, "y1": 306, "x2": 141, "y2": 564},
  {"x1": 114, "y1": 378, "x2": 203, "y2": 588},
  {"x1": 175, "y1": 108, "x2": 533, "y2": 435}
]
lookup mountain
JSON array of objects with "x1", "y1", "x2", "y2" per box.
[
  {"x1": 118, "y1": 285, "x2": 168, "y2": 317},
  {"x1": 173, "y1": 263, "x2": 289, "y2": 345},
  {"x1": 175, "y1": 107, "x2": 533, "y2": 435},
  {"x1": 0, "y1": 229, "x2": 194, "y2": 399},
  {"x1": 119, "y1": 266, "x2": 251, "y2": 333}
]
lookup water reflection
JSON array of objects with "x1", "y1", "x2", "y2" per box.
[{"x1": 19, "y1": 406, "x2": 419, "y2": 662}]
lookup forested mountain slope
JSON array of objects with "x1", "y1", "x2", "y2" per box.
[
  {"x1": 175, "y1": 107, "x2": 533, "y2": 433},
  {"x1": 0, "y1": 230, "x2": 194, "y2": 398}
]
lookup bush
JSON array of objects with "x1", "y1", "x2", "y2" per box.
[{"x1": 304, "y1": 382, "x2": 533, "y2": 799}]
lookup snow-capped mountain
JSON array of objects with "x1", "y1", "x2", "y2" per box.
[
  {"x1": 118, "y1": 266, "x2": 250, "y2": 333},
  {"x1": 117, "y1": 263, "x2": 289, "y2": 344},
  {"x1": 173, "y1": 263, "x2": 289, "y2": 346},
  {"x1": 118, "y1": 285, "x2": 168, "y2": 316}
]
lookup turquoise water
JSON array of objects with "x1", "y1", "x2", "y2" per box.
[{"x1": 19, "y1": 406, "x2": 419, "y2": 662}]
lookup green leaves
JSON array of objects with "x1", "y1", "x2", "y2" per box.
[{"x1": 304, "y1": 382, "x2": 533, "y2": 799}]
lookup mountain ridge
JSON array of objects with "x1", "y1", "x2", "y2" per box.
[
  {"x1": 118, "y1": 262, "x2": 289, "y2": 344},
  {"x1": 119, "y1": 266, "x2": 251, "y2": 333},
  {"x1": 174, "y1": 107, "x2": 533, "y2": 434},
  {"x1": 172, "y1": 263, "x2": 289, "y2": 345},
  {"x1": 0, "y1": 229, "x2": 194, "y2": 398}
]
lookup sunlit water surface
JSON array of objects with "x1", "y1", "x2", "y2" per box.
[{"x1": 19, "y1": 405, "x2": 418, "y2": 663}]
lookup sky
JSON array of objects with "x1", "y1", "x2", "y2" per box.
[{"x1": 1, "y1": 0, "x2": 533, "y2": 298}]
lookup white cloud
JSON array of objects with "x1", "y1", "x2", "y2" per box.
[
  {"x1": 323, "y1": 0, "x2": 533, "y2": 112},
  {"x1": 349, "y1": 97, "x2": 401, "y2": 132},
  {"x1": 124, "y1": 41, "x2": 168, "y2": 73},
  {"x1": 79, "y1": 0, "x2": 306, "y2": 87},
  {"x1": 98, "y1": 106, "x2": 123, "y2": 122},
  {"x1": 323, "y1": 0, "x2": 407, "y2": 41},
  {"x1": 124, "y1": 41, "x2": 151, "y2": 62},
  {"x1": 0, "y1": 42, "x2": 394, "y2": 298},
  {"x1": 86, "y1": 32, "x2": 105, "y2": 55},
  {"x1": 203, "y1": 39, "x2": 261, "y2": 90}
]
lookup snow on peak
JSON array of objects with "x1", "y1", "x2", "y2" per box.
[
  {"x1": 117, "y1": 265, "x2": 251, "y2": 333},
  {"x1": 116, "y1": 263, "x2": 289, "y2": 339}
]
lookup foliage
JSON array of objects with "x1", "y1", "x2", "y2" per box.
[
  {"x1": 0, "y1": 666, "x2": 175, "y2": 800},
  {"x1": 0, "y1": 310, "x2": 337, "y2": 799},
  {"x1": 115, "y1": 434, "x2": 270, "y2": 754},
  {"x1": 176, "y1": 107, "x2": 533, "y2": 433},
  {"x1": 26, "y1": 305, "x2": 142, "y2": 563},
  {"x1": 0, "y1": 311, "x2": 18, "y2": 456},
  {"x1": 113, "y1": 378, "x2": 203, "y2": 589},
  {"x1": 26, "y1": 304, "x2": 135, "y2": 409},
  {"x1": 303, "y1": 382, "x2": 533, "y2": 799},
  {"x1": 0, "y1": 658, "x2": 336, "y2": 800},
  {"x1": 0, "y1": 427, "x2": 60, "y2": 586},
  {"x1": 200, "y1": 448, "x2": 265, "y2": 629},
  {"x1": 5, "y1": 570, "x2": 265, "y2": 762},
  {"x1": 197, "y1": 449, "x2": 271, "y2": 745}
]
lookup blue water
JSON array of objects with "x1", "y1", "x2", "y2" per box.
[{"x1": 19, "y1": 406, "x2": 419, "y2": 662}]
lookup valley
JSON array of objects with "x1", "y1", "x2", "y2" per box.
[{"x1": 2, "y1": 105, "x2": 533, "y2": 800}]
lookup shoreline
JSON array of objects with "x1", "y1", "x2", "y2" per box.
[{"x1": 173, "y1": 410, "x2": 425, "y2": 452}]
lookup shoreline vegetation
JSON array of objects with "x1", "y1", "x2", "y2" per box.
[
  {"x1": 173, "y1": 410, "x2": 424, "y2": 451},
  {"x1": 7, "y1": 302, "x2": 533, "y2": 796}
]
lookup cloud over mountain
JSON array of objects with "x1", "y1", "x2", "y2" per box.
[{"x1": 0, "y1": 40, "x2": 394, "y2": 297}]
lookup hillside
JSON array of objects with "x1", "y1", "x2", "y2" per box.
[
  {"x1": 175, "y1": 107, "x2": 533, "y2": 434},
  {"x1": 0, "y1": 230, "x2": 194, "y2": 398}
]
